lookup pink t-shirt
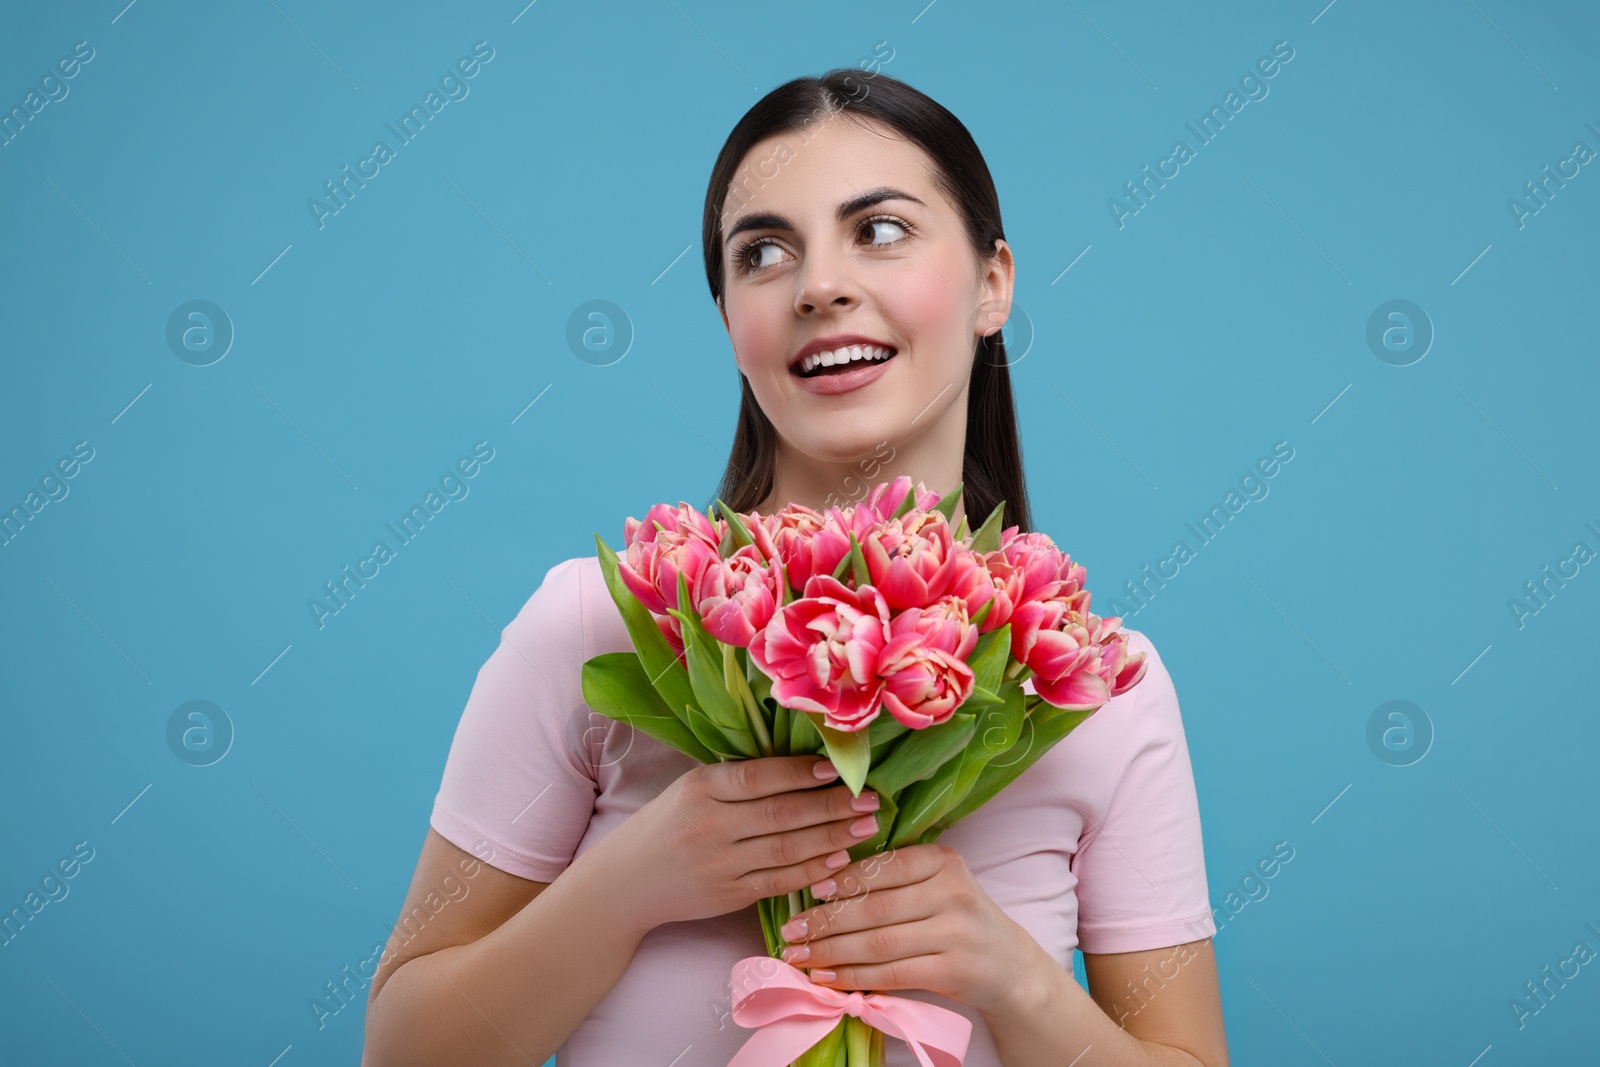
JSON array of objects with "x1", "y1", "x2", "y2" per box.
[{"x1": 429, "y1": 555, "x2": 1215, "y2": 1066}]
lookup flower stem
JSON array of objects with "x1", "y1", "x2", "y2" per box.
[
  {"x1": 725, "y1": 643, "x2": 774, "y2": 757},
  {"x1": 844, "y1": 1015, "x2": 872, "y2": 1064},
  {"x1": 749, "y1": 700, "x2": 774, "y2": 757}
]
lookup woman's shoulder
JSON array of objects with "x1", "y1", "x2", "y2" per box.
[{"x1": 501, "y1": 554, "x2": 630, "y2": 659}]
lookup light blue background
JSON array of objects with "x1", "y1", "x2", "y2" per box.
[{"x1": 3, "y1": 1, "x2": 1597, "y2": 1064}]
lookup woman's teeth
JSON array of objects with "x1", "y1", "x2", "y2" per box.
[{"x1": 797, "y1": 345, "x2": 895, "y2": 377}]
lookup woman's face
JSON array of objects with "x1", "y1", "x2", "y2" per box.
[{"x1": 717, "y1": 114, "x2": 1013, "y2": 493}]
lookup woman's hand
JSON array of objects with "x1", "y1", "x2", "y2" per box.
[
  {"x1": 775, "y1": 843, "x2": 1049, "y2": 1016},
  {"x1": 604, "y1": 755, "x2": 886, "y2": 930}
]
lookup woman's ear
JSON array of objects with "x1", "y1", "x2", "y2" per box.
[{"x1": 975, "y1": 239, "x2": 1015, "y2": 339}]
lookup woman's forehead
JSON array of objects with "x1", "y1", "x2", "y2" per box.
[{"x1": 722, "y1": 121, "x2": 941, "y2": 226}]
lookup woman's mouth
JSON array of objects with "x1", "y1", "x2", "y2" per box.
[
  {"x1": 792, "y1": 344, "x2": 897, "y2": 378},
  {"x1": 790, "y1": 344, "x2": 899, "y2": 396}
]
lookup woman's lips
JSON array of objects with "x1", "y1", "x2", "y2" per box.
[{"x1": 791, "y1": 351, "x2": 897, "y2": 396}]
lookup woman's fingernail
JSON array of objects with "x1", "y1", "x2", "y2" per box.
[
  {"x1": 850, "y1": 791, "x2": 879, "y2": 812},
  {"x1": 780, "y1": 917, "x2": 808, "y2": 940},
  {"x1": 782, "y1": 943, "x2": 810, "y2": 964},
  {"x1": 850, "y1": 814, "x2": 878, "y2": 837},
  {"x1": 825, "y1": 849, "x2": 850, "y2": 870},
  {"x1": 810, "y1": 968, "x2": 836, "y2": 983},
  {"x1": 811, "y1": 877, "x2": 837, "y2": 898},
  {"x1": 813, "y1": 760, "x2": 839, "y2": 781}
]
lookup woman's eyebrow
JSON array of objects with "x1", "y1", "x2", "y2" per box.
[{"x1": 723, "y1": 187, "x2": 927, "y2": 247}]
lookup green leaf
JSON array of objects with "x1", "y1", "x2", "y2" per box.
[
  {"x1": 715, "y1": 498, "x2": 757, "y2": 552},
  {"x1": 961, "y1": 685, "x2": 1003, "y2": 708},
  {"x1": 889, "y1": 482, "x2": 919, "y2": 520},
  {"x1": 666, "y1": 570, "x2": 747, "y2": 735},
  {"x1": 968, "y1": 623, "x2": 1012, "y2": 695},
  {"x1": 686, "y1": 702, "x2": 760, "y2": 760},
  {"x1": 931, "y1": 481, "x2": 964, "y2": 523},
  {"x1": 864, "y1": 712, "x2": 975, "y2": 798},
  {"x1": 593, "y1": 535, "x2": 697, "y2": 720},
  {"x1": 815, "y1": 718, "x2": 872, "y2": 796},
  {"x1": 831, "y1": 550, "x2": 851, "y2": 582},
  {"x1": 969, "y1": 500, "x2": 1007, "y2": 554},
  {"x1": 579, "y1": 653, "x2": 719, "y2": 764},
  {"x1": 789, "y1": 704, "x2": 823, "y2": 753},
  {"x1": 866, "y1": 713, "x2": 910, "y2": 762},
  {"x1": 772, "y1": 700, "x2": 791, "y2": 756},
  {"x1": 888, "y1": 685, "x2": 1026, "y2": 847},
  {"x1": 970, "y1": 598, "x2": 994, "y2": 630},
  {"x1": 889, "y1": 747, "x2": 974, "y2": 847},
  {"x1": 976, "y1": 682, "x2": 1027, "y2": 757},
  {"x1": 926, "y1": 703, "x2": 1096, "y2": 835},
  {"x1": 846, "y1": 531, "x2": 870, "y2": 587},
  {"x1": 747, "y1": 656, "x2": 773, "y2": 707}
]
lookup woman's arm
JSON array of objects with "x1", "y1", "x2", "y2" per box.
[
  {"x1": 362, "y1": 828, "x2": 654, "y2": 1067},
  {"x1": 366, "y1": 754, "x2": 875, "y2": 1066},
  {"x1": 981, "y1": 938, "x2": 1228, "y2": 1067}
]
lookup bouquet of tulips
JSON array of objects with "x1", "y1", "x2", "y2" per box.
[{"x1": 579, "y1": 477, "x2": 1148, "y2": 1067}]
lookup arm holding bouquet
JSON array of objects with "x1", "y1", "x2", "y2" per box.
[
  {"x1": 364, "y1": 754, "x2": 877, "y2": 1067},
  {"x1": 580, "y1": 475, "x2": 1203, "y2": 1067},
  {"x1": 781, "y1": 844, "x2": 1226, "y2": 1067}
]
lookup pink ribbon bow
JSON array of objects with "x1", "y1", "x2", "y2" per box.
[{"x1": 725, "y1": 955, "x2": 972, "y2": 1067}]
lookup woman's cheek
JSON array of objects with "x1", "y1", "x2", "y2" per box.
[
  {"x1": 728, "y1": 308, "x2": 788, "y2": 378},
  {"x1": 880, "y1": 270, "x2": 972, "y2": 373}
]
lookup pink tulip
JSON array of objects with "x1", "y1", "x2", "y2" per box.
[
  {"x1": 856, "y1": 476, "x2": 941, "y2": 524},
  {"x1": 748, "y1": 574, "x2": 891, "y2": 732},
  {"x1": 742, "y1": 507, "x2": 781, "y2": 564},
  {"x1": 887, "y1": 596, "x2": 979, "y2": 661},
  {"x1": 695, "y1": 545, "x2": 782, "y2": 649},
  {"x1": 999, "y1": 528, "x2": 1086, "y2": 605},
  {"x1": 1006, "y1": 597, "x2": 1062, "y2": 672},
  {"x1": 763, "y1": 504, "x2": 853, "y2": 597},
  {"x1": 618, "y1": 502, "x2": 724, "y2": 616},
  {"x1": 951, "y1": 552, "x2": 1025, "y2": 634},
  {"x1": 876, "y1": 634, "x2": 975, "y2": 730},
  {"x1": 656, "y1": 612, "x2": 687, "y2": 667},
  {"x1": 859, "y1": 511, "x2": 958, "y2": 611},
  {"x1": 1019, "y1": 599, "x2": 1149, "y2": 710},
  {"x1": 622, "y1": 500, "x2": 723, "y2": 554},
  {"x1": 1091, "y1": 615, "x2": 1149, "y2": 697}
]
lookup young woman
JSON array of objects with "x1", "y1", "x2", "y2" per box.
[{"x1": 364, "y1": 71, "x2": 1228, "y2": 1067}]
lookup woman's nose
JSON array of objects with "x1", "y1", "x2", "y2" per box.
[{"x1": 793, "y1": 249, "x2": 861, "y2": 314}]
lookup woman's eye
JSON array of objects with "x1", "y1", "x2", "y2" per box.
[
  {"x1": 752, "y1": 242, "x2": 785, "y2": 269},
  {"x1": 735, "y1": 217, "x2": 911, "y2": 274},
  {"x1": 861, "y1": 217, "x2": 910, "y2": 245},
  {"x1": 740, "y1": 240, "x2": 785, "y2": 272}
]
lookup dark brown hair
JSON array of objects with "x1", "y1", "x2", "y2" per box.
[{"x1": 700, "y1": 68, "x2": 1033, "y2": 534}]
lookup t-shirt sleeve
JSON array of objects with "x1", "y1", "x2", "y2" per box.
[
  {"x1": 1072, "y1": 632, "x2": 1216, "y2": 954},
  {"x1": 429, "y1": 556, "x2": 599, "y2": 883}
]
